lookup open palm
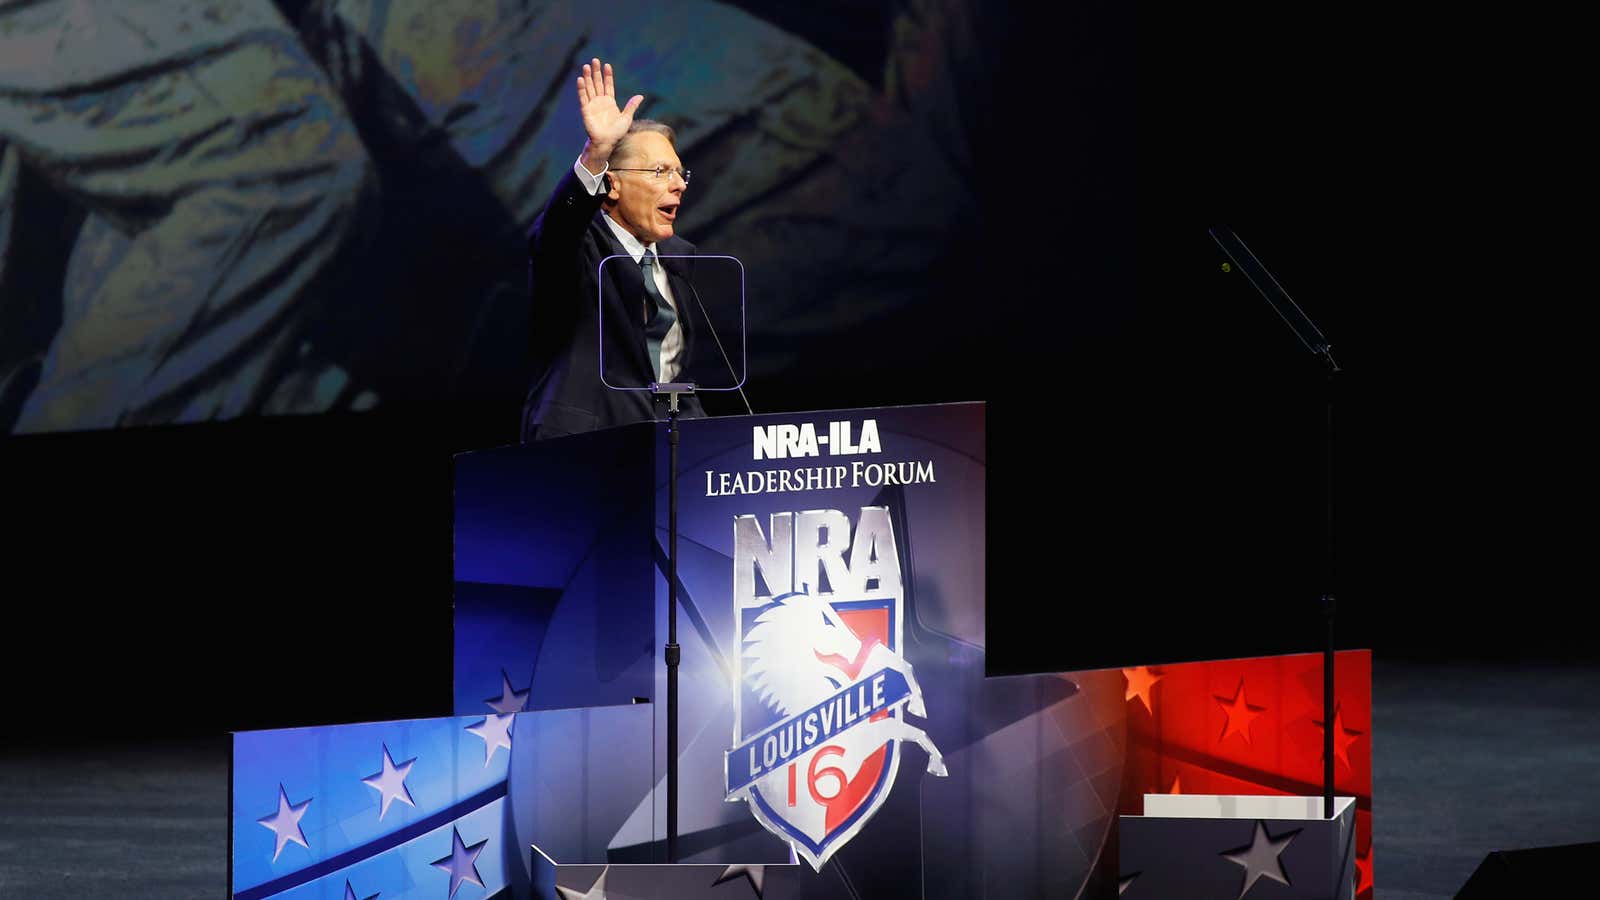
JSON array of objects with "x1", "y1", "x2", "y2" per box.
[{"x1": 576, "y1": 58, "x2": 643, "y2": 150}]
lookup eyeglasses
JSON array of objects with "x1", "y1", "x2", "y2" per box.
[{"x1": 609, "y1": 164, "x2": 692, "y2": 184}]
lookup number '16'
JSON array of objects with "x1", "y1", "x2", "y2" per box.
[{"x1": 791, "y1": 745, "x2": 847, "y2": 806}]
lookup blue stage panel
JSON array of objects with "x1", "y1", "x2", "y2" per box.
[{"x1": 232, "y1": 705, "x2": 652, "y2": 899}]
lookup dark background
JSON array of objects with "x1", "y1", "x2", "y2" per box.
[{"x1": 1, "y1": 0, "x2": 1579, "y2": 749}]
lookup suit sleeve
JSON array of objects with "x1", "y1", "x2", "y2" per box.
[
  {"x1": 526, "y1": 165, "x2": 605, "y2": 308},
  {"x1": 525, "y1": 165, "x2": 607, "y2": 377}
]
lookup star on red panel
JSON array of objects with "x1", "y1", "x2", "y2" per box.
[
  {"x1": 1214, "y1": 678, "x2": 1266, "y2": 745},
  {"x1": 1312, "y1": 706, "x2": 1364, "y2": 771},
  {"x1": 1123, "y1": 666, "x2": 1163, "y2": 715},
  {"x1": 1350, "y1": 845, "x2": 1376, "y2": 890},
  {"x1": 1168, "y1": 773, "x2": 1183, "y2": 794}
]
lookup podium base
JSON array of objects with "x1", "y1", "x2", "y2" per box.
[
  {"x1": 533, "y1": 845, "x2": 800, "y2": 899},
  {"x1": 1120, "y1": 794, "x2": 1357, "y2": 899}
]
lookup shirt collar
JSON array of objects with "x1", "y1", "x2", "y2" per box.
[{"x1": 602, "y1": 212, "x2": 654, "y2": 262}]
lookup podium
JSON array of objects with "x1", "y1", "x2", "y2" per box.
[
  {"x1": 229, "y1": 402, "x2": 1376, "y2": 899},
  {"x1": 454, "y1": 402, "x2": 992, "y2": 874}
]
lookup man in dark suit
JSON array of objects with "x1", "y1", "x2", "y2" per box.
[{"x1": 521, "y1": 58, "x2": 708, "y2": 441}]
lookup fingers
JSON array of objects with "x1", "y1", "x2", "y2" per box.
[
  {"x1": 581, "y1": 58, "x2": 602, "y2": 100},
  {"x1": 581, "y1": 59, "x2": 625, "y2": 106},
  {"x1": 622, "y1": 94, "x2": 643, "y2": 117}
]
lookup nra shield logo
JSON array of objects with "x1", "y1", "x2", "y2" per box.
[{"x1": 725, "y1": 508, "x2": 946, "y2": 870}]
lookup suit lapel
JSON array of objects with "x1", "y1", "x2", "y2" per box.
[{"x1": 592, "y1": 214, "x2": 655, "y2": 381}]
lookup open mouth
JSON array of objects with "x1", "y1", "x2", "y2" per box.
[{"x1": 658, "y1": 203, "x2": 679, "y2": 222}]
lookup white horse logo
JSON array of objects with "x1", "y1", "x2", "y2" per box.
[
  {"x1": 743, "y1": 591, "x2": 945, "y2": 776},
  {"x1": 729, "y1": 588, "x2": 947, "y2": 869}
]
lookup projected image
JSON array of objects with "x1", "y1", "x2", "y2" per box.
[{"x1": 0, "y1": 0, "x2": 989, "y2": 434}]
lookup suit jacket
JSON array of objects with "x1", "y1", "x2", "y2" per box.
[{"x1": 521, "y1": 168, "x2": 707, "y2": 441}]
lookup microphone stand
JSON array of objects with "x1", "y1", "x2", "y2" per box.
[
  {"x1": 1316, "y1": 350, "x2": 1340, "y2": 821},
  {"x1": 1208, "y1": 227, "x2": 1342, "y2": 819}
]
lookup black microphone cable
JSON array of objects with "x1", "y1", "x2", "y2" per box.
[{"x1": 683, "y1": 276, "x2": 755, "y2": 415}]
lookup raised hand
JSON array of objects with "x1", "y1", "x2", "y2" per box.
[{"x1": 576, "y1": 58, "x2": 642, "y2": 173}]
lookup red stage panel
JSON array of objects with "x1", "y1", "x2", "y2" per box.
[{"x1": 1112, "y1": 650, "x2": 1373, "y2": 899}]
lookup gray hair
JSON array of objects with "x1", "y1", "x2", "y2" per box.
[{"x1": 612, "y1": 119, "x2": 677, "y2": 164}]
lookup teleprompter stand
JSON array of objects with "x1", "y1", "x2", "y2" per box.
[
  {"x1": 653, "y1": 381, "x2": 695, "y2": 863},
  {"x1": 595, "y1": 250, "x2": 748, "y2": 862}
]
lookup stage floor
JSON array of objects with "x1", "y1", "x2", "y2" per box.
[
  {"x1": 3, "y1": 661, "x2": 1596, "y2": 898},
  {"x1": 1371, "y1": 660, "x2": 1600, "y2": 899}
]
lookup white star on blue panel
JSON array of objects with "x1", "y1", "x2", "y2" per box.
[
  {"x1": 485, "y1": 669, "x2": 531, "y2": 714},
  {"x1": 361, "y1": 743, "x2": 417, "y2": 821},
  {"x1": 256, "y1": 784, "x2": 311, "y2": 862},
  {"x1": 431, "y1": 827, "x2": 488, "y2": 898},
  {"x1": 465, "y1": 713, "x2": 514, "y2": 767}
]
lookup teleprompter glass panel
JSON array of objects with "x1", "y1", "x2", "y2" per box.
[{"x1": 598, "y1": 254, "x2": 746, "y2": 392}]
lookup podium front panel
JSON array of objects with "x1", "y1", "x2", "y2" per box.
[{"x1": 454, "y1": 425, "x2": 657, "y2": 714}]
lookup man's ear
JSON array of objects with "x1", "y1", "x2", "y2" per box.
[{"x1": 603, "y1": 173, "x2": 617, "y2": 202}]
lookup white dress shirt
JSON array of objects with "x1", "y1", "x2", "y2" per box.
[{"x1": 573, "y1": 158, "x2": 685, "y2": 383}]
